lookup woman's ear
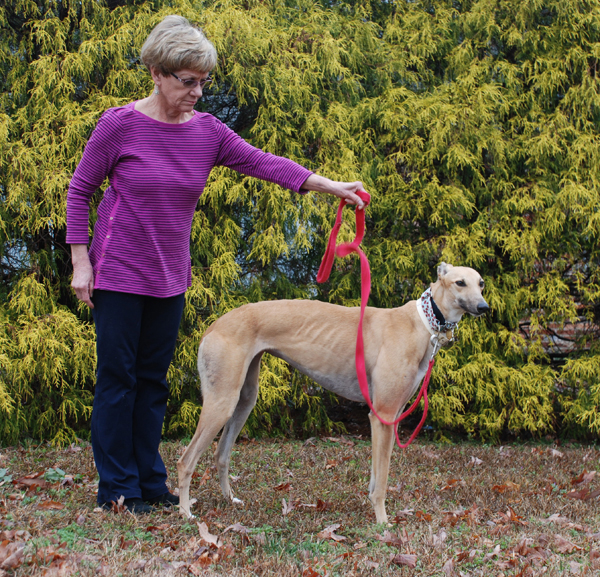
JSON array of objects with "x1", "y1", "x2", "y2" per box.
[{"x1": 149, "y1": 66, "x2": 163, "y2": 89}]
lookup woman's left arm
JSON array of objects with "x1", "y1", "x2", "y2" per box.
[{"x1": 300, "y1": 174, "x2": 366, "y2": 210}]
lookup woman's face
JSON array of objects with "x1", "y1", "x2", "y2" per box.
[{"x1": 152, "y1": 68, "x2": 211, "y2": 113}]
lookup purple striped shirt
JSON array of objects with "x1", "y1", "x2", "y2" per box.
[{"x1": 66, "y1": 102, "x2": 313, "y2": 297}]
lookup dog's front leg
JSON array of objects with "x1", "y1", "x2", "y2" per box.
[{"x1": 368, "y1": 412, "x2": 395, "y2": 525}]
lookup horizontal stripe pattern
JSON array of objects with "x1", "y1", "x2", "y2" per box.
[{"x1": 67, "y1": 103, "x2": 312, "y2": 297}]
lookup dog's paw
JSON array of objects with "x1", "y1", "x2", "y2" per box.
[
  {"x1": 178, "y1": 507, "x2": 196, "y2": 520},
  {"x1": 232, "y1": 497, "x2": 244, "y2": 506}
]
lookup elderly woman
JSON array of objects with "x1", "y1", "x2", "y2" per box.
[{"x1": 67, "y1": 15, "x2": 365, "y2": 514}]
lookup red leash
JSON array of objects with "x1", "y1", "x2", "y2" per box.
[{"x1": 317, "y1": 192, "x2": 435, "y2": 448}]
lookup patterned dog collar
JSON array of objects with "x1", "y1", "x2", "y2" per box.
[{"x1": 417, "y1": 287, "x2": 458, "y2": 334}]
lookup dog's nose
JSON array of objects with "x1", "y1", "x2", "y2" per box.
[{"x1": 477, "y1": 301, "x2": 490, "y2": 314}]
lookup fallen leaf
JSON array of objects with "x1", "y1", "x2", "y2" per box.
[
  {"x1": 111, "y1": 495, "x2": 126, "y2": 514},
  {"x1": 470, "y1": 456, "x2": 483, "y2": 465},
  {"x1": 196, "y1": 468, "x2": 211, "y2": 486},
  {"x1": 566, "y1": 487, "x2": 600, "y2": 501},
  {"x1": 0, "y1": 541, "x2": 25, "y2": 570},
  {"x1": 302, "y1": 568, "x2": 320, "y2": 577},
  {"x1": 542, "y1": 514, "x2": 585, "y2": 532},
  {"x1": 13, "y1": 472, "x2": 47, "y2": 492},
  {"x1": 315, "y1": 499, "x2": 331, "y2": 512},
  {"x1": 440, "y1": 479, "x2": 461, "y2": 491},
  {"x1": 544, "y1": 513, "x2": 570, "y2": 524},
  {"x1": 273, "y1": 482, "x2": 291, "y2": 492},
  {"x1": 391, "y1": 553, "x2": 417, "y2": 568},
  {"x1": 415, "y1": 510, "x2": 432, "y2": 522},
  {"x1": 442, "y1": 557, "x2": 454, "y2": 576},
  {"x1": 571, "y1": 470, "x2": 596, "y2": 485},
  {"x1": 119, "y1": 536, "x2": 135, "y2": 549},
  {"x1": 492, "y1": 481, "x2": 520, "y2": 493},
  {"x1": 363, "y1": 559, "x2": 379, "y2": 569},
  {"x1": 431, "y1": 528, "x2": 448, "y2": 548},
  {"x1": 568, "y1": 560, "x2": 583, "y2": 575},
  {"x1": 549, "y1": 448, "x2": 564, "y2": 458},
  {"x1": 282, "y1": 498, "x2": 295, "y2": 516},
  {"x1": 483, "y1": 544, "x2": 501, "y2": 562},
  {"x1": 317, "y1": 524, "x2": 347, "y2": 542},
  {"x1": 325, "y1": 460, "x2": 338, "y2": 469},
  {"x1": 37, "y1": 501, "x2": 65, "y2": 510},
  {"x1": 461, "y1": 549, "x2": 480, "y2": 562},
  {"x1": 554, "y1": 534, "x2": 583, "y2": 553},
  {"x1": 0, "y1": 531, "x2": 31, "y2": 542},
  {"x1": 393, "y1": 508, "x2": 414, "y2": 522},
  {"x1": 197, "y1": 522, "x2": 222, "y2": 549},
  {"x1": 499, "y1": 506, "x2": 527, "y2": 526},
  {"x1": 339, "y1": 436, "x2": 355, "y2": 447},
  {"x1": 223, "y1": 523, "x2": 248, "y2": 535},
  {"x1": 376, "y1": 530, "x2": 407, "y2": 548}
]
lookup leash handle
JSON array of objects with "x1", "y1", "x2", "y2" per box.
[{"x1": 317, "y1": 191, "x2": 433, "y2": 448}]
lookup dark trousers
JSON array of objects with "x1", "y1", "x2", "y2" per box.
[{"x1": 91, "y1": 289, "x2": 185, "y2": 505}]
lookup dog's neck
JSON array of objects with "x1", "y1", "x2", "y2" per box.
[{"x1": 416, "y1": 282, "x2": 463, "y2": 335}]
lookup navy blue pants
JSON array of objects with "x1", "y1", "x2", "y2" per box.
[{"x1": 91, "y1": 289, "x2": 185, "y2": 505}]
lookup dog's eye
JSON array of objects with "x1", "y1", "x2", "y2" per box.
[
  {"x1": 456, "y1": 280, "x2": 466, "y2": 287},
  {"x1": 479, "y1": 280, "x2": 485, "y2": 288}
]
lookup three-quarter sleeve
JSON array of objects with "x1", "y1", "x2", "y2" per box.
[{"x1": 66, "y1": 109, "x2": 123, "y2": 244}]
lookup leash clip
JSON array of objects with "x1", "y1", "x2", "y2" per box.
[{"x1": 430, "y1": 334, "x2": 441, "y2": 358}]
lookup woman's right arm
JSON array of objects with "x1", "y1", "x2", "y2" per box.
[{"x1": 66, "y1": 108, "x2": 123, "y2": 308}]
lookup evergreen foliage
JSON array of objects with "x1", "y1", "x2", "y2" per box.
[{"x1": 1, "y1": 0, "x2": 599, "y2": 445}]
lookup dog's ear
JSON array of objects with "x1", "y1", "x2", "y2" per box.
[{"x1": 437, "y1": 262, "x2": 453, "y2": 280}]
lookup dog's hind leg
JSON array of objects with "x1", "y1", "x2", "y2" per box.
[
  {"x1": 214, "y1": 353, "x2": 262, "y2": 504},
  {"x1": 368, "y1": 412, "x2": 396, "y2": 525}
]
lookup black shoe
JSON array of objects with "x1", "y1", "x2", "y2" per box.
[
  {"x1": 99, "y1": 497, "x2": 154, "y2": 514},
  {"x1": 145, "y1": 492, "x2": 179, "y2": 507},
  {"x1": 123, "y1": 498, "x2": 154, "y2": 514}
]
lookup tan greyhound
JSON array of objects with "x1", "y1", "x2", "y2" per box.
[{"x1": 177, "y1": 263, "x2": 489, "y2": 523}]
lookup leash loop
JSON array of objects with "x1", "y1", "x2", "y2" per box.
[{"x1": 317, "y1": 192, "x2": 436, "y2": 449}]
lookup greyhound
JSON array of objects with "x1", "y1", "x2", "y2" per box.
[{"x1": 177, "y1": 263, "x2": 489, "y2": 523}]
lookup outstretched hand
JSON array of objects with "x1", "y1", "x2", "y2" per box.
[
  {"x1": 335, "y1": 181, "x2": 367, "y2": 210},
  {"x1": 301, "y1": 174, "x2": 368, "y2": 210}
]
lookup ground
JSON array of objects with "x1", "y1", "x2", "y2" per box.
[{"x1": 1, "y1": 436, "x2": 599, "y2": 576}]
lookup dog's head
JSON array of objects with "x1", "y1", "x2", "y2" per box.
[{"x1": 434, "y1": 262, "x2": 490, "y2": 321}]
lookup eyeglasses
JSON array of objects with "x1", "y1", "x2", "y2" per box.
[{"x1": 171, "y1": 73, "x2": 212, "y2": 89}]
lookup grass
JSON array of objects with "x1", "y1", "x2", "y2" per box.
[{"x1": 0, "y1": 436, "x2": 599, "y2": 576}]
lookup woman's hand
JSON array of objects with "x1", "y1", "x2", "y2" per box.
[
  {"x1": 301, "y1": 175, "x2": 367, "y2": 210},
  {"x1": 70, "y1": 244, "x2": 95, "y2": 309}
]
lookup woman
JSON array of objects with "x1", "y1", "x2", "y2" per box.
[{"x1": 67, "y1": 15, "x2": 365, "y2": 514}]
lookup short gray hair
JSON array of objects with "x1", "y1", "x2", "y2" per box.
[{"x1": 141, "y1": 15, "x2": 217, "y2": 75}]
